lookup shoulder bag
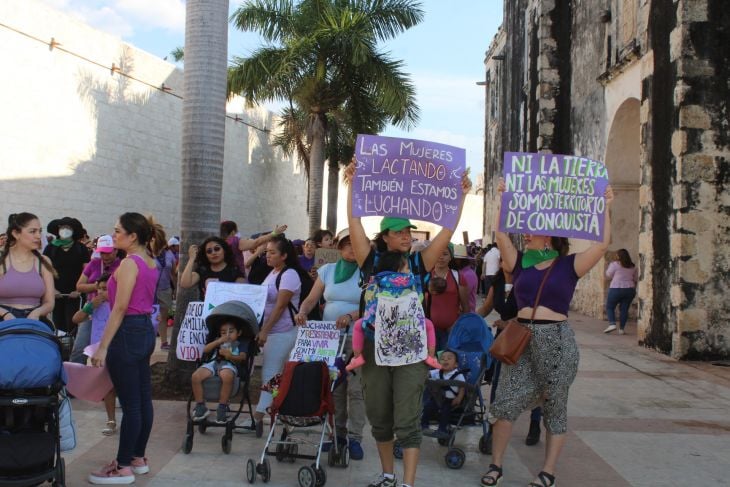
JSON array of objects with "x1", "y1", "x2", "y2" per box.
[{"x1": 489, "y1": 259, "x2": 557, "y2": 365}]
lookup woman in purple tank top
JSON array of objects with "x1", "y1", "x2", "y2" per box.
[
  {"x1": 89, "y1": 213, "x2": 162, "y2": 485},
  {"x1": 480, "y1": 181, "x2": 614, "y2": 487},
  {"x1": 0, "y1": 213, "x2": 56, "y2": 324}
]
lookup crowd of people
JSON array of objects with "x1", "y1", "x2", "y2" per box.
[{"x1": 0, "y1": 166, "x2": 631, "y2": 487}]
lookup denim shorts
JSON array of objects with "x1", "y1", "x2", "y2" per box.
[{"x1": 201, "y1": 360, "x2": 237, "y2": 376}]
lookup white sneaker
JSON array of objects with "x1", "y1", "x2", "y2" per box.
[
  {"x1": 603, "y1": 324, "x2": 617, "y2": 334},
  {"x1": 618, "y1": 329, "x2": 626, "y2": 335}
]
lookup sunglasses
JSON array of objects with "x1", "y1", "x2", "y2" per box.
[{"x1": 206, "y1": 246, "x2": 222, "y2": 254}]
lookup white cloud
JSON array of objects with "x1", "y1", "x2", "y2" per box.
[{"x1": 40, "y1": 0, "x2": 185, "y2": 38}]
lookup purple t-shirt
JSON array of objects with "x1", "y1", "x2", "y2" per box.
[
  {"x1": 606, "y1": 261, "x2": 638, "y2": 289},
  {"x1": 262, "y1": 268, "x2": 301, "y2": 334},
  {"x1": 298, "y1": 255, "x2": 315, "y2": 272},
  {"x1": 512, "y1": 252, "x2": 578, "y2": 316},
  {"x1": 226, "y1": 236, "x2": 245, "y2": 274},
  {"x1": 459, "y1": 267, "x2": 479, "y2": 313},
  {"x1": 82, "y1": 258, "x2": 121, "y2": 299}
]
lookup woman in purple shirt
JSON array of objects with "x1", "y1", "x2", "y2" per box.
[
  {"x1": 603, "y1": 249, "x2": 638, "y2": 335},
  {"x1": 89, "y1": 213, "x2": 162, "y2": 485},
  {"x1": 480, "y1": 182, "x2": 614, "y2": 487}
]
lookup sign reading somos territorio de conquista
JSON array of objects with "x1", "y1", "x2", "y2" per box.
[
  {"x1": 499, "y1": 152, "x2": 609, "y2": 241},
  {"x1": 353, "y1": 134, "x2": 466, "y2": 229}
]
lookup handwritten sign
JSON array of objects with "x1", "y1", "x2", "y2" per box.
[
  {"x1": 353, "y1": 134, "x2": 466, "y2": 229},
  {"x1": 374, "y1": 292, "x2": 427, "y2": 366},
  {"x1": 176, "y1": 301, "x2": 207, "y2": 361},
  {"x1": 289, "y1": 321, "x2": 340, "y2": 366},
  {"x1": 314, "y1": 248, "x2": 340, "y2": 268},
  {"x1": 500, "y1": 152, "x2": 609, "y2": 241},
  {"x1": 203, "y1": 282, "x2": 267, "y2": 323}
]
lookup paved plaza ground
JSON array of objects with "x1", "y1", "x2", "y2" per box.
[{"x1": 63, "y1": 312, "x2": 730, "y2": 486}]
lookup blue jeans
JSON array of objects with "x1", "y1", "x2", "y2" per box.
[
  {"x1": 435, "y1": 328, "x2": 450, "y2": 353},
  {"x1": 106, "y1": 315, "x2": 155, "y2": 466},
  {"x1": 421, "y1": 394, "x2": 453, "y2": 433},
  {"x1": 606, "y1": 288, "x2": 636, "y2": 330},
  {"x1": 69, "y1": 319, "x2": 91, "y2": 364}
]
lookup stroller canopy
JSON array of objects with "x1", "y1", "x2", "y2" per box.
[
  {"x1": 205, "y1": 300, "x2": 259, "y2": 340},
  {"x1": 447, "y1": 313, "x2": 494, "y2": 355},
  {"x1": 0, "y1": 319, "x2": 66, "y2": 390}
]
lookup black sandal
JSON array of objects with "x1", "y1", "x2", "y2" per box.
[
  {"x1": 528, "y1": 471, "x2": 555, "y2": 487},
  {"x1": 480, "y1": 464, "x2": 503, "y2": 486}
]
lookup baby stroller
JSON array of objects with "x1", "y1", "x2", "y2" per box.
[
  {"x1": 422, "y1": 313, "x2": 493, "y2": 469},
  {"x1": 0, "y1": 318, "x2": 67, "y2": 486},
  {"x1": 182, "y1": 300, "x2": 259, "y2": 455},
  {"x1": 246, "y1": 333, "x2": 348, "y2": 486}
]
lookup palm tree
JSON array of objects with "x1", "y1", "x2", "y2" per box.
[
  {"x1": 229, "y1": 0, "x2": 422, "y2": 236},
  {"x1": 167, "y1": 0, "x2": 230, "y2": 384}
]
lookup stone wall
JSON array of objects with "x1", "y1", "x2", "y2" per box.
[{"x1": 0, "y1": 0, "x2": 309, "y2": 240}]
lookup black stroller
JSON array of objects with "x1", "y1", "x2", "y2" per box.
[
  {"x1": 182, "y1": 300, "x2": 259, "y2": 455},
  {"x1": 0, "y1": 318, "x2": 68, "y2": 486}
]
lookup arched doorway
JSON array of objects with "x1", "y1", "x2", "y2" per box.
[{"x1": 604, "y1": 97, "x2": 641, "y2": 320}]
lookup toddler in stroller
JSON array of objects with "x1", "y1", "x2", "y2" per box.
[
  {"x1": 183, "y1": 300, "x2": 258, "y2": 455},
  {"x1": 421, "y1": 349, "x2": 466, "y2": 438}
]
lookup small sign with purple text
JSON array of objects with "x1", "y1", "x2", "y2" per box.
[
  {"x1": 500, "y1": 152, "x2": 609, "y2": 241},
  {"x1": 353, "y1": 134, "x2": 466, "y2": 229}
]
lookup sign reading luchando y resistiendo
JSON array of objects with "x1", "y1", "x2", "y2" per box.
[
  {"x1": 353, "y1": 134, "x2": 466, "y2": 229},
  {"x1": 500, "y1": 152, "x2": 610, "y2": 241}
]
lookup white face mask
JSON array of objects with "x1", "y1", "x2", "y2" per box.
[{"x1": 59, "y1": 228, "x2": 73, "y2": 239}]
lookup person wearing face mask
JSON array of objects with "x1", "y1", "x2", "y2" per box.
[
  {"x1": 179, "y1": 237, "x2": 245, "y2": 298},
  {"x1": 44, "y1": 217, "x2": 90, "y2": 332},
  {"x1": 70, "y1": 235, "x2": 122, "y2": 364}
]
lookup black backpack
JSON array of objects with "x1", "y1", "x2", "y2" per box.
[{"x1": 275, "y1": 266, "x2": 321, "y2": 323}]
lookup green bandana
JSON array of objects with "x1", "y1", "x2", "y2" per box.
[
  {"x1": 50, "y1": 238, "x2": 73, "y2": 247},
  {"x1": 334, "y1": 258, "x2": 358, "y2": 284},
  {"x1": 522, "y1": 249, "x2": 559, "y2": 268}
]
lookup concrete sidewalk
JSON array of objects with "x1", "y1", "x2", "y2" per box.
[{"x1": 63, "y1": 313, "x2": 730, "y2": 486}]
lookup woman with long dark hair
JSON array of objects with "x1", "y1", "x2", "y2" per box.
[
  {"x1": 89, "y1": 213, "x2": 161, "y2": 484},
  {"x1": 0, "y1": 213, "x2": 56, "y2": 324},
  {"x1": 604, "y1": 248, "x2": 638, "y2": 335},
  {"x1": 251, "y1": 235, "x2": 306, "y2": 436},
  {"x1": 179, "y1": 236, "x2": 244, "y2": 298}
]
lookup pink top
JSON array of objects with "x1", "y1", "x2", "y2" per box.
[
  {"x1": 108, "y1": 254, "x2": 159, "y2": 315},
  {"x1": 606, "y1": 261, "x2": 638, "y2": 289},
  {"x1": 0, "y1": 256, "x2": 45, "y2": 306}
]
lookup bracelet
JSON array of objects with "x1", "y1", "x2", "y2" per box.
[
  {"x1": 271, "y1": 231, "x2": 278, "y2": 237},
  {"x1": 82, "y1": 302, "x2": 94, "y2": 314}
]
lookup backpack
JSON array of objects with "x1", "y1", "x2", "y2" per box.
[
  {"x1": 275, "y1": 266, "x2": 321, "y2": 323},
  {"x1": 360, "y1": 271, "x2": 424, "y2": 333}
]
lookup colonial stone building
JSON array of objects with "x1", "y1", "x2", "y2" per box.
[{"x1": 482, "y1": 0, "x2": 729, "y2": 359}]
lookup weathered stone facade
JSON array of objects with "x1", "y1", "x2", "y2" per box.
[{"x1": 483, "y1": 0, "x2": 730, "y2": 359}]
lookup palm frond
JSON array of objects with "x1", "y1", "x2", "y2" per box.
[{"x1": 230, "y1": 0, "x2": 296, "y2": 42}]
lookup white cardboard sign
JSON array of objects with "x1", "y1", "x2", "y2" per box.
[
  {"x1": 203, "y1": 281, "x2": 267, "y2": 323},
  {"x1": 289, "y1": 321, "x2": 340, "y2": 366},
  {"x1": 175, "y1": 301, "x2": 207, "y2": 361}
]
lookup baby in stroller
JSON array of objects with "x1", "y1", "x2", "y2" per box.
[
  {"x1": 191, "y1": 307, "x2": 250, "y2": 424},
  {"x1": 421, "y1": 349, "x2": 465, "y2": 438},
  {"x1": 346, "y1": 251, "x2": 441, "y2": 371}
]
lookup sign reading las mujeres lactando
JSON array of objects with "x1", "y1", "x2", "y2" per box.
[
  {"x1": 500, "y1": 152, "x2": 609, "y2": 241},
  {"x1": 353, "y1": 134, "x2": 466, "y2": 229}
]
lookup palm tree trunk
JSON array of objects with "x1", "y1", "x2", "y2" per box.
[
  {"x1": 326, "y1": 159, "x2": 339, "y2": 232},
  {"x1": 308, "y1": 114, "x2": 326, "y2": 235},
  {"x1": 167, "y1": 0, "x2": 230, "y2": 386}
]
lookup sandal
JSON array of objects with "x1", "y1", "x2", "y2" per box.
[
  {"x1": 528, "y1": 471, "x2": 555, "y2": 487},
  {"x1": 102, "y1": 420, "x2": 116, "y2": 436},
  {"x1": 480, "y1": 464, "x2": 503, "y2": 486}
]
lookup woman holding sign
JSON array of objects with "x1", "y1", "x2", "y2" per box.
[
  {"x1": 480, "y1": 181, "x2": 613, "y2": 487},
  {"x1": 345, "y1": 160, "x2": 472, "y2": 487}
]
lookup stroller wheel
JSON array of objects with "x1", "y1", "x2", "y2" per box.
[
  {"x1": 275, "y1": 443, "x2": 285, "y2": 462},
  {"x1": 246, "y1": 458, "x2": 256, "y2": 483},
  {"x1": 260, "y1": 458, "x2": 271, "y2": 483},
  {"x1": 286, "y1": 443, "x2": 298, "y2": 463},
  {"x1": 52, "y1": 458, "x2": 65, "y2": 487},
  {"x1": 393, "y1": 441, "x2": 403, "y2": 459},
  {"x1": 437, "y1": 435, "x2": 450, "y2": 446},
  {"x1": 311, "y1": 463, "x2": 326, "y2": 487},
  {"x1": 222, "y1": 434, "x2": 232, "y2": 454},
  {"x1": 297, "y1": 466, "x2": 316, "y2": 487},
  {"x1": 479, "y1": 434, "x2": 492, "y2": 454},
  {"x1": 198, "y1": 422, "x2": 208, "y2": 434},
  {"x1": 182, "y1": 434, "x2": 193, "y2": 454},
  {"x1": 445, "y1": 447, "x2": 466, "y2": 469}
]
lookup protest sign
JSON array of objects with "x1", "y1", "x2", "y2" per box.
[
  {"x1": 176, "y1": 301, "x2": 207, "y2": 361},
  {"x1": 352, "y1": 134, "x2": 466, "y2": 229},
  {"x1": 374, "y1": 292, "x2": 427, "y2": 366},
  {"x1": 203, "y1": 281, "x2": 267, "y2": 323},
  {"x1": 499, "y1": 152, "x2": 609, "y2": 241},
  {"x1": 314, "y1": 248, "x2": 340, "y2": 268},
  {"x1": 289, "y1": 321, "x2": 341, "y2": 366}
]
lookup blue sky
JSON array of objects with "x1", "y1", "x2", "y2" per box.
[{"x1": 43, "y1": 0, "x2": 503, "y2": 175}]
